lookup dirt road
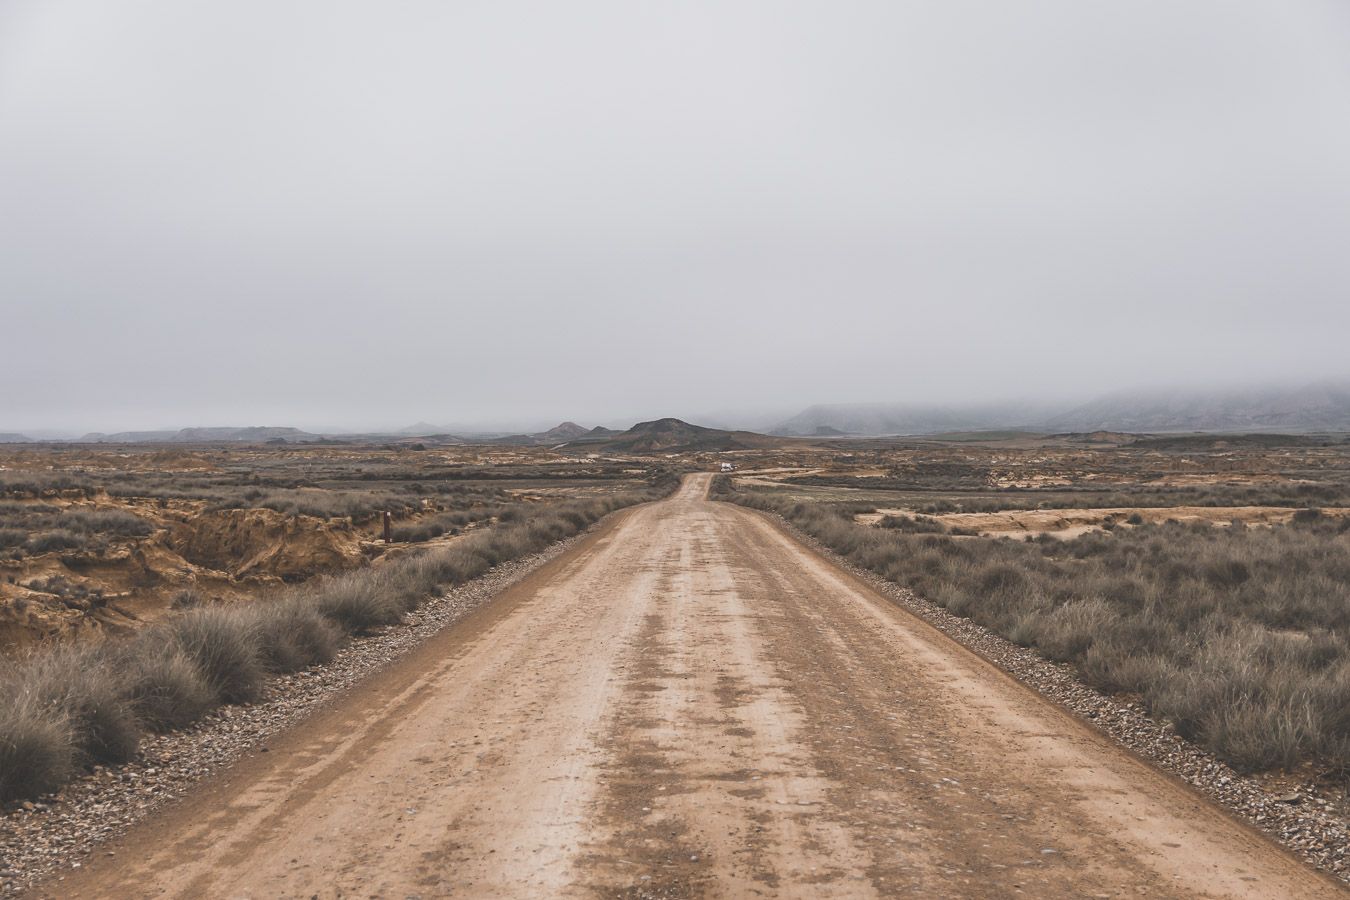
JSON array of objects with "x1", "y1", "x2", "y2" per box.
[{"x1": 48, "y1": 475, "x2": 1339, "y2": 898}]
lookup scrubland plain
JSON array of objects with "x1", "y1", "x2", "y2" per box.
[
  {"x1": 4, "y1": 429, "x2": 1349, "y2": 896},
  {"x1": 716, "y1": 432, "x2": 1350, "y2": 779},
  {"x1": 0, "y1": 442, "x2": 674, "y2": 803}
]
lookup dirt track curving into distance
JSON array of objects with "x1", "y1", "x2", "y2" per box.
[{"x1": 43, "y1": 475, "x2": 1342, "y2": 898}]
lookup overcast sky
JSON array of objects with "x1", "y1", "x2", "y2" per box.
[{"x1": 3, "y1": 1, "x2": 1349, "y2": 433}]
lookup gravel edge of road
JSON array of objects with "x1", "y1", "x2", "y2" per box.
[
  {"x1": 0, "y1": 527, "x2": 596, "y2": 896},
  {"x1": 750, "y1": 507, "x2": 1350, "y2": 887}
]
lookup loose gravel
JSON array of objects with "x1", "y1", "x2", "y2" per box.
[
  {"x1": 761, "y1": 510, "x2": 1350, "y2": 887},
  {"x1": 0, "y1": 533, "x2": 587, "y2": 896}
]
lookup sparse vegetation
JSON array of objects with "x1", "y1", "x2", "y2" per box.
[
  {"x1": 388, "y1": 505, "x2": 508, "y2": 542},
  {"x1": 117, "y1": 640, "x2": 215, "y2": 731},
  {"x1": 906, "y1": 483, "x2": 1350, "y2": 513},
  {"x1": 715, "y1": 476, "x2": 1350, "y2": 774},
  {"x1": 0, "y1": 443, "x2": 674, "y2": 648},
  {"x1": 877, "y1": 514, "x2": 947, "y2": 534},
  {"x1": 169, "y1": 607, "x2": 267, "y2": 705},
  {"x1": 0, "y1": 691, "x2": 73, "y2": 802},
  {"x1": 0, "y1": 475, "x2": 675, "y2": 803},
  {"x1": 0, "y1": 503, "x2": 154, "y2": 560}
]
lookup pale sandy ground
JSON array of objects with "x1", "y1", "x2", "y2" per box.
[
  {"x1": 857, "y1": 506, "x2": 1350, "y2": 539},
  {"x1": 42, "y1": 476, "x2": 1342, "y2": 898}
]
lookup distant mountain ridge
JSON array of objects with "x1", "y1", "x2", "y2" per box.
[
  {"x1": 776, "y1": 381, "x2": 1350, "y2": 436},
  {"x1": 540, "y1": 421, "x2": 590, "y2": 442},
  {"x1": 578, "y1": 418, "x2": 785, "y2": 453},
  {"x1": 20, "y1": 380, "x2": 1350, "y2": 446},
  {"x1": 394, "y1": 420, "x2": 613, "y2": 445},
  {"x1": 1046, "y1": 383, "x2": 1350, "y2": 433},
  {"x1": 80, "y1": 426, "x2": 319, "y2": 443},
  {"x1": 775, "y1": 401, "x2": 1057, "y2": 437},
  {"x1": 398, "y1": 421, "x2": 446, "y2": 435}
]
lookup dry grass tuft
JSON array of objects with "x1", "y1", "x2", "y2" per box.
[
  {"x1": 169, "y1": 608, "x2": 266, "y2": 705},
  {"x1": 119, "y1": 639, "x2": 216, "y2": 731}
]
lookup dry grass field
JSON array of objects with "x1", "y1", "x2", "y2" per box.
[
  {"x1": 714, "y1": 431, "x2": 1350, "y2": 780},
  {"x1": 4, "y1": 430, "x2": 1349, "y2": 894},
  {"x1": 0, "y1": 442, "x2": 675, "y2": 802},
  {"x1": 7, "y1": 430, "x2": 1350, "y2": 801}
]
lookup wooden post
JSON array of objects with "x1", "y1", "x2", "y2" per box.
[{"x1": 383, "y1": 511, "x2": 392, "y2": 543}]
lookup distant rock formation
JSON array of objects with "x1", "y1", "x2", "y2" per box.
[
  {"x1": 584, "y1": 418, "x2": 784, "y2": 453},
  {"x1": 79, "y1": 426, "x2": 319, "y2": 443},
  {"x1": 777, "y1": 381, "x2": 1350, "y2": 436}
]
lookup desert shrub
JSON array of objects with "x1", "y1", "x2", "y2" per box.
[
  {"x1": 0, "y1": 472, "x2": 98, "y2": 498},
  {"x1": 1199, "y1": 699, "x2": 1308, "y2": 772},
  {"x1": 24, "y1": 575, "x2": 103, "y2": 603},
  {"x1": 717, "y1": 481, "x2": 1350, "y2": 773},
  {"x1": 312, "y1": 571, "x2": 404, "y2": 632},
  {"x1": 389, "y1": 502, "x2": 537, "y2": 543},
  {"x1": 0, "y1": 505, "x2": 153, "y2": 555},
  {"x1": 793, "y1": 472, "x2": 1350, "y2": 511},
  {"x1": 1080, "y1": 643, "x2": 1173, "y2": 694},
  {"x1": 170, "y1": 588, "x2": 206, "y2": 609},
  {"x1": 118, "y1": 638, "x2": 216, "y2": 731},
  {"x1": 169, "y1": 607, "x2": 265, "y2": 704},
  {"x1": 1029, "y1": 599, "x2": 1113, "y2": 662},
  {"x1": 59, "y1": 508, "x2": 153, "y2": 537},
  {"x1": 378, "y1": 559, "x2": 447, "y2": 611},
  {"x1": 390, "y1": 521, "x2": 446, "y2": 542},
  {"x1": 255, "y1": 599, "x2": 341, "y2": 672},
  {"x1": 232, "y1": 489, "x2": 418, "y2": 521},
  {"x1": 0, "y1": 691, "x2": 74, "y2": 802},
  {"x1": 14, "y1": 645, "x2": 140, "y2": 765},
  {"x1": 25, "y1": 529, "x2": 91, "y2": 554},
  {"x1": 878, "y1": 514, "x2": 945, "y2": 534}
]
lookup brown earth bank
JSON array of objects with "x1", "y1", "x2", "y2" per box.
[
  {"x1": 7, "y1": 429, "x2": 1349, "y2": 650},
  {"x1": 855, "y1": 505, "x2": 1350, "y2": 539},
  {"x1": 37, "y1": 475, "x2": 1342, "y2": 898},
  {"x1": 0, "y1": 444, "x2": 668, "y2": 648}
]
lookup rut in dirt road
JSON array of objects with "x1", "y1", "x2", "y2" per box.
[{"x1": 45, "y1": 474, "x2": 1341, "y2": 898}]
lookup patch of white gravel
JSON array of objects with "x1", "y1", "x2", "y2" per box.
[
  {"x1": 0, "y1": 531, "x2": 590, "y2": 896},
  {"x1": 761, "y1": 510, "x2": 1350, "y2": 887}
]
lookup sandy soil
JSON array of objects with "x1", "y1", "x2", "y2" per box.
[
  {"x1": 41, "y1": 476, "x2": 1340, "y2": 898},
  {"x1": 858, "y1": 506, "x2": 1350, "y2": 539}
]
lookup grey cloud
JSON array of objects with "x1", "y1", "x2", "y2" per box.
[{"x1": 2, "y1": 1, "x2": 1349, "y2": 432}]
